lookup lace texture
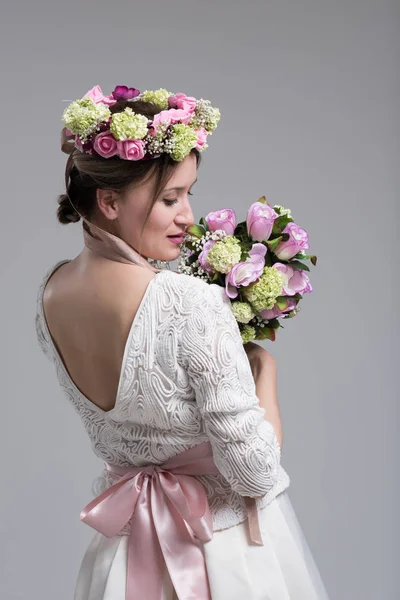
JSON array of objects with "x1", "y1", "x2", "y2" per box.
[{"x1": 36, "y1": 261, "x2": 290, "y2": 533}]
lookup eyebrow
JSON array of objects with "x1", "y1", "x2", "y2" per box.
[{"x1": 163, "y1": 178, "x2": 198, "y2": 193}]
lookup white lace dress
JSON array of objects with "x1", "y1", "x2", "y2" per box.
[{"x1": 36, "y1": 260, "x2": 330, "y2": 600}]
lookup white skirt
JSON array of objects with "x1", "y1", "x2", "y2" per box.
[{"x1": 74, "y1": 490, "x2": 330, "y2": 600}]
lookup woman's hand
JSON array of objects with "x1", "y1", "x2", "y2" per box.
[{"x1": 243, "y1": 342, "x2": 283, "y2": 451}]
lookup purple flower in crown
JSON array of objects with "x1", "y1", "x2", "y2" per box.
[
  {"x1": 112, "y1": 85, "x2": 141, "y2": 101},
  {"x1": 76, "y1": 135, "x2": 94, "y2": 154}
]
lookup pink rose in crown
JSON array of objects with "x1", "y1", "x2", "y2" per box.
[
  {"x1": 152, "y1": 108, "x2": 192, "y2": 129},
  {"x1": 273, "y1": 263, "x2": 313, "y2": 295},
  {"x1": 246, "y1": 202, "x2": 278, "y2": 242},
  {"x1": 198, "y1": 240, "x2": 217, "y2": 272},
  {"x1": 168, "y1": 93, "x2": 197, "y2": 114},
  {"x1": 274, "y1": 223, "x2": 309, "y2": 260},
  {"x1": 84, "y1": 85, "x2": 116, "y2": 106},
  {"x1": 205, "y1": 208, "x2": 237, "y2": 235},
  {"x1": 94, "y1": 132, "x2": 119, "y2": 158},
  {"x1": 225, "y1": 244, "x2": 267, "y2": 299},
  {"x1": 117, "y1": 139, "x2": 146, "y2": 161},
  {"x1": 259, "y1": 298, "x2": 298, "y2": 320},
  {"x1": 195, "y1": 127, "x2": 208, "y2": 151}
]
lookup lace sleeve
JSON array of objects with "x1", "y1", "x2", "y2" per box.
[{"x1": 179, "y1": 279, "x2": 282, "y2": 498}]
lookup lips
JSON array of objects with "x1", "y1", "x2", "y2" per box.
[{"x1": 168, "y1": 234, "x2": 185, "y2": 245}]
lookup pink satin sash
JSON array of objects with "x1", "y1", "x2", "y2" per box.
[{"x1": 80, "y1": 442, "x2": 263, "y2": 600}]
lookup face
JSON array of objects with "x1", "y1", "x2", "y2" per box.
[{"x1": 97, "y1": 153, "x2": 197, "y2": 261}]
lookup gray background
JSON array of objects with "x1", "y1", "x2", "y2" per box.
[{"x1": 1, "y1": 1, "x2": 398, "y2": 599}]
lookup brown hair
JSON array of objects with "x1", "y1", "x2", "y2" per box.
[{"x1": 57, "y1": 99, "x2": 201, "y2": 236}]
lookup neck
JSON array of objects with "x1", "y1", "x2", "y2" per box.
[{"x1": 81, "y1": 218, "x2": 162, "y2": 272}]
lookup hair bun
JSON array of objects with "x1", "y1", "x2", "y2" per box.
[{"x1": 57, "y1": 194, "x2": 80, "y2": 224}]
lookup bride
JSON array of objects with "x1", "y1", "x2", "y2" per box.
[{"x1": 35, "y1": 84, "x2": 330, "y2": 599}]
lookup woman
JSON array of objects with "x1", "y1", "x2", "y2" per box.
[{"x1": 35, "y1": 85, "x2": 330, "y2": 599}]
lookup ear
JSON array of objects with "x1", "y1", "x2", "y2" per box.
[{"x1": 96, "y1": 189, "x2": 120, "y2": 221}]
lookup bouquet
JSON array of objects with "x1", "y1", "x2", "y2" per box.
[{"x1": 177, "y1": 196, "x2": 317, "y2": 343}]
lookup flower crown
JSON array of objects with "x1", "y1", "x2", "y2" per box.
[{"x1": 62, "y1": 85, "x2": 220, "y2": 162}]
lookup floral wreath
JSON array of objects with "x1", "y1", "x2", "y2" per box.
[{"x1": 62, "y1": 85, "x2": 220, "y2": 162}]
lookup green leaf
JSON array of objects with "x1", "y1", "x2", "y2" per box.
[
  {"x1": 285, "y1": 310, "x2": 297, "y2": 319},
  {"x1": 266, "y1": 236, "x2": 283, "y2": 251},
  {"x1": 199, "y1": 217, "x2": 209, "y2": 231},
  {"x1": 275, "y1": 215, "x2": 292, "y2": 229},
  {"x1": 266, "y1": 318, "x2": 280, "y2": 329},
  {"x1": 234, "y1": 220, "x2": 247, "y2": 235},
  {"x1": 187, "y1": 224, "x2": 205, "y2": 238},
  {"x1": 264, "y1": 252, "x2": 273, "y2": 267},
  {"x1": 188, "y1": 253, "x2": 199, "y2": 265},
  {"x1": 289, "y1": 260, "x2": 310, "y2": 272},
  {"x1": 310, "y1": 255, "x2": 318, "y2": 266},
  {"x1": 276, "y1": 296, "x2": 290, "y2": 311},
  {"x1": 257, "y1": 195, "x2": 267, "y2": 204},
  {"x1": 257, "y1": 327, "x2": 276, "y2": 341},
  {"x1": 272, "y1": 224, "x2": 281, "y2": 235}
]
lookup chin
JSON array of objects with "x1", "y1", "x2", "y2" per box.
[{"x1": 152, "y1": 248, "x2": 180, "y2": 262}]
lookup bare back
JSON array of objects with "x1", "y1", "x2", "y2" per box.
[{"x1": 42, "y1": 254, "x2": 157, "y2": 412}]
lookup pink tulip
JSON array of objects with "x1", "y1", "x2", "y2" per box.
[
  {"x1": 198, "y1": 240, "x2": 217, "y2": 272},
  {"x1": 246, "y1": 202, "x2": 278, "y2": 241},
  {"x1": 273, "y1": 263, "x2": 313, "y2": 296},
  {"x1": 205, "y1": 209, "x2": 237, "y2": 235},
  {"x1": 225, "y1": 244, "x2": 266, "y2": 299},
  {"x1": 259, "y1": 298, "x2": 298, "y2": 320},
  {"x1": 274, "y1": 223, "x2": 309, "y2": 260}
]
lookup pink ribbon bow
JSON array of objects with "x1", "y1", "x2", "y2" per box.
[{"x1": 80, "y1": 442, "x2": 263, "y2": 600}]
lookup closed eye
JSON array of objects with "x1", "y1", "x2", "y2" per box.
[{"x1": 163, "y1": 192, "x2": 194, "y2": 207}]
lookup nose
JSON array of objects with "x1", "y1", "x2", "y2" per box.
[{"x1": 175, "y1": 197, "x2": 195, "y2": 229}]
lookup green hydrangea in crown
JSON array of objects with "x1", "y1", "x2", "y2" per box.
[{"x1": 62, "y1": 85, "x2": 220, "y2": 162}]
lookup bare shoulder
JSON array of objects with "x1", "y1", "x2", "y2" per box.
[{"x1": 43, "y1": 259, "x2": 158, "y2": 321}]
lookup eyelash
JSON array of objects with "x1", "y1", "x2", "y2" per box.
[{"x1": 163, "y1": 192, "x2": 193, "y2": 207}]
